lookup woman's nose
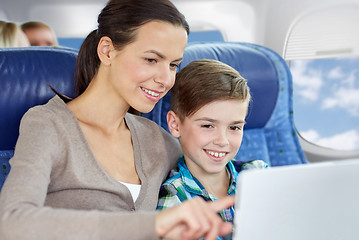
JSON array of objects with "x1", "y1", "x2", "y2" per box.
[{"x1": 155, "y1": 64, "x2": 175, "y2": 88}]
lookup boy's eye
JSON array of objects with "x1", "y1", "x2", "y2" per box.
[
  {"x1": 201, "y1": 124, "x2": 213, "y2": 129},
  {"x1": 230, "y1": 126, "x2": 243, "y2": 131}
]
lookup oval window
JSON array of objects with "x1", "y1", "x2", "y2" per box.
[{"x1": 291, "y1": 57, "x2": 359, "y2": 151}]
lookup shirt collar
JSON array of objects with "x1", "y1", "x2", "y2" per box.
[{"x1": 177, "y1": 156, "x2": 238, "y2": 200}]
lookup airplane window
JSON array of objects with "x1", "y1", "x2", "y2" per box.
[
  {"x1": 290, "y1": 57, "x2": 359, "y2": 151},
  {"x1": 283, "y1": 5, "x2": 359, "y2": 60}
]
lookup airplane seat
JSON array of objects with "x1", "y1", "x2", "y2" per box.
[
  {"x1": 143, "y1": 42, "x2": 307, "y2": 167},
  {"x1": 0, "y1": 46, "x2": 78, "y2": 190}
]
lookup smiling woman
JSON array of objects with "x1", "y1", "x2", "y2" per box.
[
  {"x1": 79, "y1": 21, "x2": 187, "y2": 114},
  {"x1": 0, "y1": 1, "x2": 236, "y2": 239}
]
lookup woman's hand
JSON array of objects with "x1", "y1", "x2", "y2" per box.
[{"x1": 156, "y1": 196, "x2": 235, "y2": 240}]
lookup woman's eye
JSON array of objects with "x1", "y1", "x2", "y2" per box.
[{"x1": 145, "y1": 58, "x2": 157, "y2": 63}]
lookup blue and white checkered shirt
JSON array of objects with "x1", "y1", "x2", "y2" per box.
[{"x1": 157, "y1": 156, "x2": 268, "y2": 240}]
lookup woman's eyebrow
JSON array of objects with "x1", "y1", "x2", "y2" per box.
[{"x1": 145, "y1": 50, "x2": 183, "y2": 62}]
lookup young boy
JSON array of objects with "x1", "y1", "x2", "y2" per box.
[{"x1": 157, "y1": 59, "x2": 268, "y2": 239}]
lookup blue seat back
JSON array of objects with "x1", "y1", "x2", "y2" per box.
[
  {"x1": 0, "y1": 42, "x2": 307, "y2": 190},
  {"x1": 0, "y1": 47, "x2": 78, "y2": 190},
  {"x1": 143, "y1": 42, "x2": 307, "y2": 166}
]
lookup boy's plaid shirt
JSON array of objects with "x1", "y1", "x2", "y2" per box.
[{"x1": 157, "y1": 156, "x2": 268, "y2": 239}]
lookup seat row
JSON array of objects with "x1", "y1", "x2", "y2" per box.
[{"x1": 0, "y1": 42, "x2": 307, "y2": 190}]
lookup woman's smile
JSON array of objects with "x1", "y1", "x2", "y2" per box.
[{"x1": 141, "y1": 86, "x2": 162, "y2": 102}]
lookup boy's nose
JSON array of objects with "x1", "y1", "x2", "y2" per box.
[{"x1": 213, "y1": 130, "x2": 229, "y2": 146}]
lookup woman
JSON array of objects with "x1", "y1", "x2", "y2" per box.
[{"x1": 0, "y1": 0, "x2": 234, "y2": 240}]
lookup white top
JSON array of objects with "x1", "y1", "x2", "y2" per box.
[{"x1": 120, "y1": 182, "x2": 142, "y2": 202}]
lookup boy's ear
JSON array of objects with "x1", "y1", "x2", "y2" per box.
[
  {"x1": 97, "y1": 36, "x2": 115, "y2": 66},
  {"x1": 167, "y1": 110, "x2": 181, "y2": 138}
]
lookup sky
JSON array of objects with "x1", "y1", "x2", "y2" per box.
[{"x1": 290, "y1": 57, "x2": 359, "y2": 151}]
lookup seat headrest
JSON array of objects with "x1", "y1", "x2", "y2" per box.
[
  {"x1": 180, "y1": 42, "x2": 279, "y2": 129},
  {"x1": 0, "y1": 47, "x2": 78, "y2": 150}
]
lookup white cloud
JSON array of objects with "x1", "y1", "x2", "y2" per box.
[
  {"x1": 322, "y1": 87, "x2": 359, "y2": 116},
  {"x1": 344, "y1": 71, "x2": 357, "y2": 87},
  {"x1": 291, "y1": 61, "x2": 323, "y2": 101},
  {"x1": 301, "y1": 129, "x2": 359, "y2": 151},
  {"x1": 329, "y1": 69, "x2": 357, "y2": 88},
  {"x1": 300, "y1": 129, "x2": 319, "y2": 142},
  {"x1": 328, "y1": 66, "x2": 345, "y2": 79},
  {"x1": 291, "y1": 60, "x2": 359, "y2": 116}
]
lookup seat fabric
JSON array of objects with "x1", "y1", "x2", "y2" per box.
[{"x1": 0, "y1": 47, "x2": 78, "y2": 190}]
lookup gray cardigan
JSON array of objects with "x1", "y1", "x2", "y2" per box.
[{"x1": 0, "y1": 96, "x2": 182, "y2": 240}]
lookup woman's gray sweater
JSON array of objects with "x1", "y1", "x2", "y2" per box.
[{"x1": 0, "y1": 96, "x2": 182, "y2": 240}]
